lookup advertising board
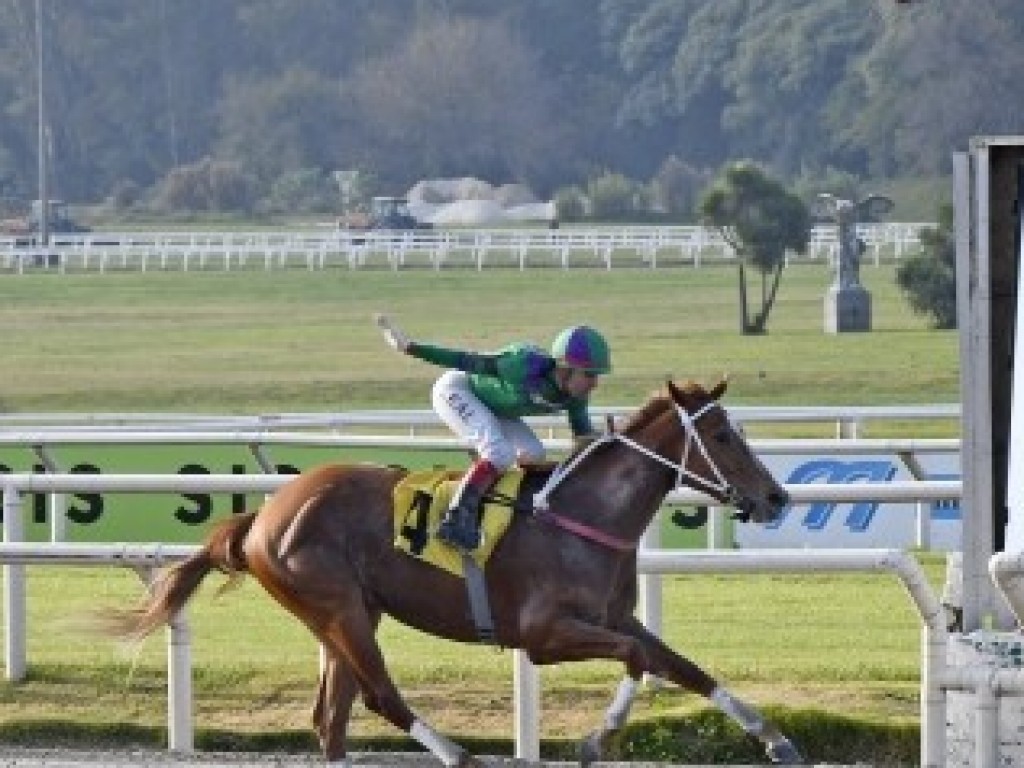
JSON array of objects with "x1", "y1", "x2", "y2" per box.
[{"x1": 736, "y1": 453, "x2": 961, "y2": 550}]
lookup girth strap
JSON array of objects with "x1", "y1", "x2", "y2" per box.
[{"x1": 459, "y1": 552, "x2": 496, "y2": 644}]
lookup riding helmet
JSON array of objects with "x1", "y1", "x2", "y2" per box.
[{"x1": 550, "y1": 326, "x2": 611, "y2": 374}]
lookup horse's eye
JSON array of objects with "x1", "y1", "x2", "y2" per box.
[{"x1": 714, "y1": 429, "x2": 731, "y2": 444}]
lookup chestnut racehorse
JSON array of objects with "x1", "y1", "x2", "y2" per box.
[{"x1": 108, "y1": 380, "x2": 802, "y2": 766}]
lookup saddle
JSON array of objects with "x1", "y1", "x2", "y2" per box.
[{"x1": 392, "y1": 466, "x2": 548, "y2": 577}]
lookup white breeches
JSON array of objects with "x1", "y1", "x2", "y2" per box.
[{"x1": 431, "y1": 370, "x2": 545, "y2": 471}]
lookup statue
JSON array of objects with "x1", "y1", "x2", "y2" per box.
[{"x1": 815, "y1": 193, "x2": 894, "y2": 333}]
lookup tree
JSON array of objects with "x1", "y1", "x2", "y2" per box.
[
  {"x1": 343, "y1": 16, "x2": 563, "y2": 190},
  {"x1": 217, "y1": 67, "x2": 349, "y2": 182},
  {"x1": 699, "y1": 161, "x2": 811, "y2": 334},
  {"x1": 896, "y1": 204, "x2": 957, "y2": 328}
]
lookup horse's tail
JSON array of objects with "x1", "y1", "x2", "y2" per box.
[{"x1": 104, "y1": 512, "x2": 256, "y2": 641}]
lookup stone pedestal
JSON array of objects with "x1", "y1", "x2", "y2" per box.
[{"x1": 824, "y1": 284, "x2": 871, "y2": 333}]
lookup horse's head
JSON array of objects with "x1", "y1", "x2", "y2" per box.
[{"x1": 662, "y1": 378, "x2": 789, "y2": 524}]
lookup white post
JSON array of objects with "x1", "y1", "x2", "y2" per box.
[
  {"x1": 49, "y1": 492, "x2": 66, "y2": 542},
  {"x1": 707, "y1": 507, "x2": 729, "y2": 549},
  {"x1": 974, "y1": 682, "x2": 998, "y2": 768},
  {"x1": 3, "y1": 483, "x2": 26, "y2": 681},
  {"x1": 920, "y1": 624, "x2": 946, "y2": 768},
  {"x1": 639, "y1": 512, "x2": 662, "y2": 638},
  {"x1": 167, "y1": 610, "x2": 194, "y2": 752},
  {"x1": 639, "y1": 512, "x2": 664, "y2": 689},
  {"x1": 513, "y1": 649, "x2": 539, "y2": 760}
]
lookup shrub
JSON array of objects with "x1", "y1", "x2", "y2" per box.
[
  {"x1": 895, "y1": 204, "x2": 956, "y2": 328},
  {"x1": 587, "y1": 171, "x2": 643, "y2": 221},
  {"x1": 553, "y1": 185, "x2": 587, "y2": 222},
  {"x1": 151, "y1": 157, "x2": 257, "y2": 214}
]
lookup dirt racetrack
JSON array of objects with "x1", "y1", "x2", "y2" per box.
[{"x1": 0, "y1": 748, "x2": 864, "y2": 767}]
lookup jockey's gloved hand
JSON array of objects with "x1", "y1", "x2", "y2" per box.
[{"x1": 373, "y1": 313, "x2": 411, "y2": 353}]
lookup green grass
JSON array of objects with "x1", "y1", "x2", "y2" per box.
[
  {"x1": 0, "y1": 560, "x2": 944, "y2": 764},
  {"x1": 0, "y1": 261, "x2": 958, "y2": 763},
  {"x1": 0, "y1": 262, "x2": 957, "y2": 414}
]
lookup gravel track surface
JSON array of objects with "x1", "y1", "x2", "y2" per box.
[{"x1": 0, "y1": 749, "x2": 863, "y2": 768}]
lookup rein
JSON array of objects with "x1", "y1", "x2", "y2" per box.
[{"x1": 531, "y1": 400, "x2": 734, "y2": 550}]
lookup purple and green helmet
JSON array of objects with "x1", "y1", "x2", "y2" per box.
[{"x1": 550, "y1": 325, "x2": 611, "y2": 374}]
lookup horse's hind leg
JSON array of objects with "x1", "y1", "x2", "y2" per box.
[
  {"x1": 314, "y1": 608, "x2": 382, "y2": 764},
  {"x1": 320, "y1": 608, "x2": 483, "y2": 768},
  {"x1": 313, "y1": 650, "x2": 362, "y2": 765}
]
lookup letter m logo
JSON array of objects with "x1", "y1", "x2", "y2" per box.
[{"x1": 767, "y1": 459, "x2": 898, "y2": 532}]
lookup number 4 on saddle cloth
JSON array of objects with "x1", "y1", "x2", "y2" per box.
[{"x1": 392, "y1": 468, "x2": 534, "y2": 577}]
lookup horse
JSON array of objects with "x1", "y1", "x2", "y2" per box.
[{"x1": 106, "y1": 379, "x2": 801, "y2": 766}]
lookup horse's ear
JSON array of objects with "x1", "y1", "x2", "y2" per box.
[
  {"x1": 666, "y1": 379, "x2": 682, "y2": 403},
  {"x1": 709, "y1": 375, "x2": 730, "y2": 401}
]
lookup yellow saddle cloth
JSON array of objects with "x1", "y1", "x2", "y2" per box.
[{"x1": 392, "y1": 468, "x2": 522, "y2": 577}]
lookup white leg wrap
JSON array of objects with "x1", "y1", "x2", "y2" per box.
[
  {"x1": 604, "y1": 676, "x2": 639, "y2": 730},
  {"x1": 410, "y1": 719, "x2": 464, "y2": 767},
  {"x1": 711, "y1": 686, "x2": 764, "y2": 736}
]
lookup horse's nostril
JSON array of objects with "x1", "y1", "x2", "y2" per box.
[{"x1": 770, "y1": 489, "x2": 790, "y2": 508}]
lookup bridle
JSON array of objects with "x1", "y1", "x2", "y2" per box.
[{"x1": 533, "y1": 398, "x2": 738, "y2": 515}]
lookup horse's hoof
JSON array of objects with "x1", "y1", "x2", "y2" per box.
[
  {"x1": 767, "y1": 737, "x2": 804, "y2": 764},
  {"x1": 579, "y1": 728, "x2": 614, "y2": 766}
]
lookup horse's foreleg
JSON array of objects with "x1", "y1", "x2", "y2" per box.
[
  {"x1": 710, "y1": 687, "x2": 803, "y2": 764},
  {"x1": 579, "y1": 676, "x2": 640, "y2": 766},
  {"x1": 619, "y1": 617, "x2": 804, "y2": 765},
  {"x1": 519, "y1": 614, "x2": 660, "y2": 765}
]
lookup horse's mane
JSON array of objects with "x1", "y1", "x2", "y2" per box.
[
  {"x1": 558, "y1": 381, "x2": 711, "y2": 466},
  {"x1": 619, "y1": 393, "x2": 672, "y2": 435},
  {"x1": 618, "y1": 380, "x2": 709, "y2": 435}
]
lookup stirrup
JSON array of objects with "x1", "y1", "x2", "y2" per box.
[{"x1": 437, "y1": 507, "x2": 481, "y2": 551}]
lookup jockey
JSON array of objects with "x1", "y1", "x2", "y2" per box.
[{"x1": 374, "y1": 314, "x2": 611, "y2": 551}]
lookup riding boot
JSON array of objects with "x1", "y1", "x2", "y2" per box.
[{"x1": 436, "y1": 459, "x2": 502, "y2": 551}]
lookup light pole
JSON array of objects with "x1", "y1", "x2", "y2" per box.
[{"x1": 35, "y1": 0, "x2": 49, "y2": 246}]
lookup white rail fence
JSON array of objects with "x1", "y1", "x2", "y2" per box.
[
  {"x1": 0, "y1": 405, "x2": 961, "y2": 550},
  {"x1": 6, "y1": 432, "x2": 961, "y2": 551},
  {"x1": 0, "y1": 473, "x2": 970, "y2": 764},
  {"x1": 0, "y1": 402, "x2": 961, "y2": 433},
  {"x1": 0, "y1": 223, "x2": 932, "y2": 273}
]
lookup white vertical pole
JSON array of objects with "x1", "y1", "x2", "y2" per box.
[
  {"x1": 639, "y1": 513, "x2": 662, "y2": 637},
  {"x1": 957, "y1": 145, "x2": 1002, "y2": 630},
  {"x1": 167, "y1": 610, "x2": 194, "y2": 752},
  {"x1": 49, "y1": 492, "x2": 66, "y2": 542},
  {"x1": 920, "y1": 624, "x2": 946, "y2": 768},
  {"x1": 1005, "y1": 159, "x2": 1024, "y2": 552},
  {"x1": 707, "y1": 507, "x2": 729, "y2": 549},
  {"x1": 639, "y1": 512, "x2": 664, "y2": 689},
  {"x1": 513, "y1": 649, "x2": 539, "y2": 760},
  {"x1": 3, "y1": 483, "x2": 26, "y2": 681},
  {"x1": 974, "y1": 683, "x2": 998, "y2": 768}
]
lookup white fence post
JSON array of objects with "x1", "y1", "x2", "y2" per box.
[
  {"x1": 2, "y1": 482, "x2": 26, "y2": 681},
  {"x1": 513, "y1": 650, "x2": 539, "y2": 761},
  {"x1": 167, "y1": 610, "x2": 194, "y2": 752}
]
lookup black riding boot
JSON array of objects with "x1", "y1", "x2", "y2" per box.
[{"x1": 437, "y1": 460, "x2": 501, "y2": 551}]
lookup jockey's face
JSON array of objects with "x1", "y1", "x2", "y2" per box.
[{"x1": 556, "y1": 366, "x2": 599, "y2": 398}]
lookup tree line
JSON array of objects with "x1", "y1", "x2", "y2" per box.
[{"x1": 0, "y1": 0, "x2": 1019, "y2": 219}]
